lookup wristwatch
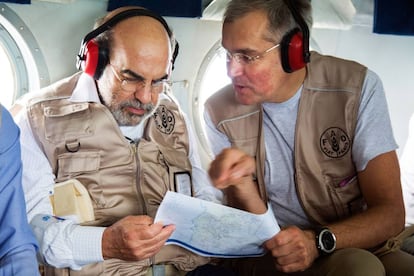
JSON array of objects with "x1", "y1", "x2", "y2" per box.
[{"x1": 315, "y1": 227, "x2": 336, "y2": 256}]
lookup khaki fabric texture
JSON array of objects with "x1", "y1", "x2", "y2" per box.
[{"x1": 26, "y1": 73, "x2": 209, "y2": 274}]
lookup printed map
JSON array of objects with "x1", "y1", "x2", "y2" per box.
[{"x1": 154, "y1": 191, "x2": 280, "y2": 257}]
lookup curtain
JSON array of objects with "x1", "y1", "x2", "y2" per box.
[
  {"x1": 107, "y1": 0, "x2": 202, "y2": 18},
  {"x1": 0, "y1": 0, "x2": 30, "y2": 3},
  {"x1": 374, "y1": 0, "x2": 414, "y2": 35}
]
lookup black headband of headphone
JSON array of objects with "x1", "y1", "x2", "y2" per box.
[
  {"x1": 284, "y1": 0, "x2": 310, "y2": 63},
  {"x1": 76, "y1": 8, "x2": 179, "y2": 71}
]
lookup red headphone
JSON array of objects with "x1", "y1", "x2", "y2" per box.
[
  {"x1": 280, "y1": 0, "x2": 310, "y2": 73},
  {"x1": 76, "y1": 8, "x2": 179, "y2": 80}
]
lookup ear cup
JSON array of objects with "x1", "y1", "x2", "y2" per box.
[
  {"x1": 79, "y1": 40, "x2": 109, "y2": 80},
  {"x1": 280, "y1": 28, "x2": 306, "y2": 73}
]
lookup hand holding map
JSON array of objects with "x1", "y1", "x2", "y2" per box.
[{"x1": 154, "y1": 191, "x2": 280, "y2": 258}]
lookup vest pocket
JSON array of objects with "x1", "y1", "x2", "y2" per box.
[
  {"x1": 43, "y1": 102, "x2": 93, "y2": 143},
  {"x1": 138, "y1": 139, "x2": 192, "y2": 218},
  {"x1": 55, "y1": 151, "x2": 108, "y2": 219},
  {"x1": 138, "y1": 140, "x2": 171, "y2": 218},
  {"x1": 57, "y1": 151, "x2": 100, "y2": 178},
  {"x1": 331, "y1": 175, "x2": 366, "y2": 219}
]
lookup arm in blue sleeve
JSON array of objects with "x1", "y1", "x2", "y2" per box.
[{"x1": 0, "y1": 105, "x2": 40, "y2": 276}]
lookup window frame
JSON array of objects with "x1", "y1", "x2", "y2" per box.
[{"x1": 0, "y1": 3, "x2": 49, "y2": 108}]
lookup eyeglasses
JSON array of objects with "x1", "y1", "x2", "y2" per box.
[
  {"x1": 225, "y1": 43, "x2": 280, "y2": 65},
  {"x1": 109, "y1": 63, "x2": 170, "y2": 94}
]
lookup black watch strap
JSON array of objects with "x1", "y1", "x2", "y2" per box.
[{"x1": 315, "y1": 227, "x2": 336, "y2": 256}]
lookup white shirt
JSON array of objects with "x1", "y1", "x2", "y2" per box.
[
  {"x1": 401, "y1": 113, "x2": 414, "y2": 226},
  {"x1": 15, "y1": 73, "x2": 222, "y2": 270}
]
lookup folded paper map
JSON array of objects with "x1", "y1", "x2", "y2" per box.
[{"x1": 155, "y1": 191, "x2": 280, "y2": 258}]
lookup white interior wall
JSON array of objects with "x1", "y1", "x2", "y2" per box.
[
  {"x1": 6, "y1": 0, "x2": 414, "y2": 159},
  {"x1": 6, "y1": 0, "x2": 106, "y2": 82}
]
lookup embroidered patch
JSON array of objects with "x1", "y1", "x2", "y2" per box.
[
  {"x1": 320, "y1": 127, "x2": 350, "y2": 158},
  {"x1": 153, "y1": 104, "x2": 175, "y2": 134}
]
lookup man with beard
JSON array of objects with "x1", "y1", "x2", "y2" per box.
[{"x1": 13, "y1": 6, "x2": 223, "y2": 276}]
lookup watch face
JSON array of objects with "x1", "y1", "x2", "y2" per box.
[{"x1": 319, "y1": 228, "x2": 336, "y2": 253}]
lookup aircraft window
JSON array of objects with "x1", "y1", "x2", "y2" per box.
[
  {"x1": 193, "y1": 39, "x2": 231, "y2": 158},
  {"x1": 0, "y1": 4, "x2": 48, "y2": 109},
  {"x1": 0, "y1": 40, "x2": 15, "y2": 108}
]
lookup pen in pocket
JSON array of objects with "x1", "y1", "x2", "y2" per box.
[{"x1": 339, "y1": 175, "x2": 357, "y2": 187}]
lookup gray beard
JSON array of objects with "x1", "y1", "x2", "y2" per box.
[{"x1": 109, "y1": 99, "x2": 159, "y2": 126}]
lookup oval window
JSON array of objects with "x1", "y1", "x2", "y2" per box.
[
  {"x1": 0, "y1": 4, "x2": 48, "y2": 109},
  {"x1": 192, "y1": 40, "x2": 231, "y2": 158}
]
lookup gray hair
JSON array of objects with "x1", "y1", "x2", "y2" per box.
[{"x1": 224, "y1": 0, "x2": 312, "y2": 43}]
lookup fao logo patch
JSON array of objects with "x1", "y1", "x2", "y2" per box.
[
  {"x1": 153, "y1": 105, "x2": 175, "y2": 134},
  {"x1": 320, "y1": 127, "x2": 350, "y2": 158}
]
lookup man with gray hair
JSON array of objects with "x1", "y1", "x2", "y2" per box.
[{"x1": 205, "y1": 0, "x2": 414, "y2": 275}]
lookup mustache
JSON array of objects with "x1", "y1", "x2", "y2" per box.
[{"x1": 119, "y1": 99, "x2": 155, "y2": 112}]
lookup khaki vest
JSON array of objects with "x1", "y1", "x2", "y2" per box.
[
  {"x1": 25, "y1": 73, "x2": 209, "y2": 275},
  {"x1": 205, "y1": 52, "x2": 367, "y2": 225}
]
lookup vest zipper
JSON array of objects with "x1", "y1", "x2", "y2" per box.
[{"x1": 132, "y1": 141, "x2": 148, "y2": 216}]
